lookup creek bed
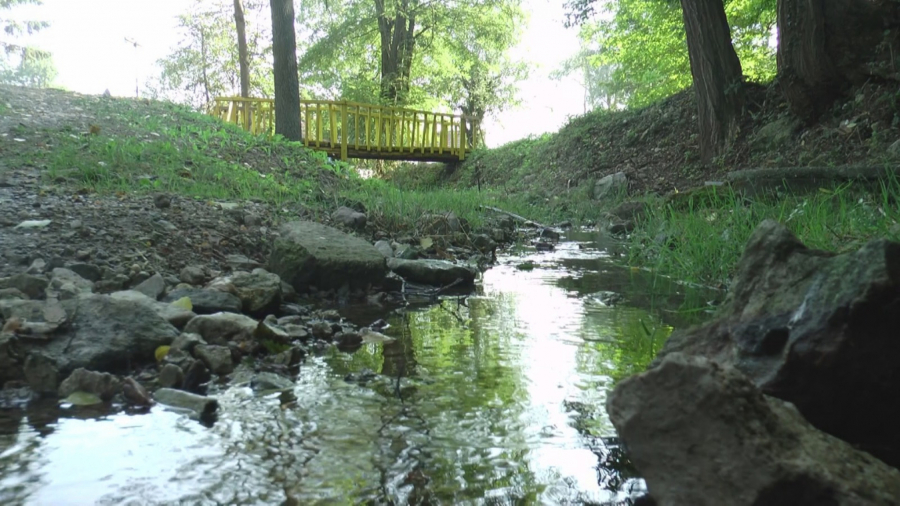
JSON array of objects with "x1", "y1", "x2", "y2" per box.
[{"x1": 0, "y1": 230, "x2": 718, "y2": 505}]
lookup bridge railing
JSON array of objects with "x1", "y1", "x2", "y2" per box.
[{"x1": 210, "y1": 96, "x2": 477, "y2": 161}]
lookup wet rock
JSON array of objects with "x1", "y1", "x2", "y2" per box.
[
  {"x1": 193, "y1": 344, "x2": 234, "y2": 376},
  {"x1": 9, "y1": 294, "x2": 178, "y2": 376},
  {"x1": 268, "y1": 221, "x2": 387, "y2": 292},
  {"x1": 122, "y1": 377, "x2": 153, "y2": 406},
  {"x1": 386, "y1": 258, "x2": 477, "y2": 287},
  {"x1": 158, "y1": 363, "x2": 185, "y2": 389},
  {"x1": 472, "y1": 234, "x2": 498, "y2": 255},
  {"x1": 0, "y1": 273, "x2": 48, "y2": 299},
  {"x1": 271, "y1": 346, "x2": 305, "y2": 369},
  {"x1": 57, "y1": 368, "x2": 122, "y2": 401},
  {"x1": 335, "y1": 331, "x2": 362, "y2": 350},
  {"x1": 604, "y1": 201, "x2": 649, "y2": 235},
  {"x1": 278, "y1": 303, "x2": 309, "y2": 317},
  {"x1": 181, "y1": 359, "x2": 212, "y2": 394},
  {"x1": 593, "y1": 171, "x2": 628, "y2": 201},
  {"x1": 654, "y1": 219, "x2": 900, "y2": 467},
  {"x1": 47, "y1": 268, "x2": 93, "y2": 299},
  {"x1": 23, "y1": 353, "x2": 58, "y2": 395},
  {"x1": 311, "y1": 321, "x2": 333, "y2": 340},
  {"x1": 163, "y1": 287, "x2": 242, "y2": 315},
  {"x1": 249, "y1": 371, "x2": 294, "y2": 392},
  {"x1": 608, "y1": 353, "x2": 900, "y2": 506},
  {"x1": 331, "y1": 206, "x2": 367, "y2": 230},
  {"x1": 394, "y1": 244, "x2": 419, "y2": 260},
  {"x1": 132, "y1": 273, "x2": 166, "y2": 300},
  {"x1": 26, "y1": 258, "x2": 46, "y2": 275},
  {"x1": 0, "y1": 333, "x2": 23, "y2": 384},
  {"x1": 182, "y1": 312, "x2": 258, "y2": 346},
  {"x1": 153, "y1": 387, "x2": 218, "y2": 419},
  {"x1": 179, "y1": 265, "x2": 206, "y2": 286},
  {"x1": 374, "y1": 240, "x2": 394, "y2": 258}
]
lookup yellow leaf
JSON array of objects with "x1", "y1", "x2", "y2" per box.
[
  {"x1": 170, "y1": 296, "x2": 192, "y2": 311},
  {"x1": 420, "y1": 237, "x2": 433, "y2": 249},
  {"x1": 155, "y1": 345, "x2": 171, "y2": 362}
]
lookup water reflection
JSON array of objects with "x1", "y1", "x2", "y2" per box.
[{"x1": 0, "y1": 231, "x2": 715, "y2": 505}]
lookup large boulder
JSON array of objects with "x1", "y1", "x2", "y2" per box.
[
  {"x1": 608, "y1": 353, "x2": 900, "y2": 505},
  {"x1": 386, "y1": 258, "x2": 477, "y2": 287},
  {"x1": 8, "y1": 294, "x2": 179, "y2": 376},
  {"x1": 654, "y1": 219, "x2": 900, "y2": 467},
  {"x1": 268, "y1": 221, "x2": 387, "y2": 292}
]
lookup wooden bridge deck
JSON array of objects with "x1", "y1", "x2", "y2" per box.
[{"x1": 210, "y1": 97, "x2": 477, "y2": 162}]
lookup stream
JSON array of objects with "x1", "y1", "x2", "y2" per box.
[{"x1": 0, "y1": 229, "x2": 719, "y2": 505}]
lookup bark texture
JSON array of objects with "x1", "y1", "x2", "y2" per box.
[
  {"x1": 777, "y1": 0, "x2": 900, "y2": 122},
  {"x1": 680, "y1": 0, "x2": 744, "y2": 164},
  {"x1": 270, "y1": 0, "x2": 301, "y2": 141},
  {"x1": 374, "y1": 0, "x2": 417, "y2": 104},
  {"x1": 234, "y1": 0, "x2": 252, "y2": 130}
]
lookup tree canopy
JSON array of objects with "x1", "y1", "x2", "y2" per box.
[{"x1": 1, "y1": 0, "x2": 56, "y2": 88}]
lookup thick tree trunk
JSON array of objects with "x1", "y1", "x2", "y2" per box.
[
  {"x1": 374, "y1": 0, "x2": 416, "y2": 104},
  {"x1": 233, "y1": 0, "x2": 251, "y2": 98},
  {"x1": 777, "y1": 0, "x2": 900, "y2": 123},
  {"x1": 269, "y1": 0, "x2": 301, "y2": 141},
  {"x1": 680, "y1": 0, "x2": 744, "y2": 164}
]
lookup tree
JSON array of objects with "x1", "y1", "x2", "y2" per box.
[
  {"x1": 776, "y1": 0, "x2": 900, "y2": 123},
  {"x1": 1, "y1": 0, "x2": 54, "y2": 88},
  {"x1": 233, "y1": 0, "x2": 251, "y2": 98},
  {"x1": 680, "y1": 0, "x2": 744, "y2": 163},
  {"x1": 269, "y1": 0, "x2": 301, "y2": 140}
]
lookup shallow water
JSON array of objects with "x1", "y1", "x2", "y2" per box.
[{"x1": 0, "y1": 230, "x2": 718, "y2": 505}]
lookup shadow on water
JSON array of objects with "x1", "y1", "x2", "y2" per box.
[{"x1": 0, "y1": 229, "x2": 720, "y2": 505}]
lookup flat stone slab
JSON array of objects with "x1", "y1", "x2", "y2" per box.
[
  {"x1": 267, "y1": 221, "x2": 387, "y2": 291},
  {"x1": 386, "y1": 258, "x2": 477, "y2": 287}
]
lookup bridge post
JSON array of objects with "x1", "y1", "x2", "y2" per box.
[
  {"x1": 340, "y1": 102, "x2": 348, "y2": 161},
  {"x1": 460, "y1": 117, "x2": 467, "y2": 161}
]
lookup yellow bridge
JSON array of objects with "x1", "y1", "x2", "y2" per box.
[{"x1": 210, "y1": 97, "x2": 477, "y2": 162}]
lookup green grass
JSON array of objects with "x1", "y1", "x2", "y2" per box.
[{"x1": 627, "y1": 177, "x2": 900, "y2": 288}]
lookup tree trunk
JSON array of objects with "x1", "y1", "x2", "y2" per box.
[
  {"x1": 233, "y1": 0, "x2": 252, "y2": 130},
  {"x1": 270, "y1": 0, "x2": 302, "y2": 141},
  {"x1": 374, "y1": 0, "x2": 417, "y2": 104},
  {"x1": 777, "y1": 0, "x2": 899, "y2": 123},
  {"x1": 680, "y1": 0, "x2": 744, "y2": 164}
]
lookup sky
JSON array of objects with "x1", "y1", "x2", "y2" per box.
[{"x1": 8, "y1": 0, "x2": 587, "y2": 148}]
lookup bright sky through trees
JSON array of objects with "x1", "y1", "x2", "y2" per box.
[{"x1": 10, "y1": 0, "x2": 584, "y2": 147}]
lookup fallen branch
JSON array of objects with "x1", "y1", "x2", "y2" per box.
[{"x1": 479, "y1": 205, "x2": 547, "y2": 229}]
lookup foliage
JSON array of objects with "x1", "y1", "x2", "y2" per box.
[
  {"x1": 561, "y1": 0, "x2": 776, "y2": 108},
  {"x1": 1, "y1": 0, "x2": 54, "y2": 87},
  {"x1": 147, "y1": 0, "x2": 274, "y2": 109},
  {"x1": 296, "y1": 0, "x2": 528, "y2": 116}
]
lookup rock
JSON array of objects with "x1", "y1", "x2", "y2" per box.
[
  {"x1": 181, "y1": 360, "x2": 212, "y2": 394},
  {"x1": 132, "y1": 273, "x2": 166, "y2": 300},
  {"x1": 335, "y1": 331, "x2": 362, "y2": 350},
  {"x1": 249, "y1": 371, "x2": 294, "y2": 392},
  {"x1": 182, "y1": 312, "x2": 258, "y2": 346},
  {"x1": 224, "y1": 269, "x2": 282, "y2": 315},
  {"x1": 26, "y1": 258, "x2": 46, "y2": 275},
  {"x1": 604, "y1": 201, "x2": 649, "y2": 235},
  {"x1": 153, "y1": 194, "x2": 171, "y2": 209},
  {"x1": 331, "y1": 206, "x2": 367, "y2": 230},
  {"x1": 153, "y1": 388, "x2": 218, "y2": 420},
  {"x1": 0, "y1": 273, "x2": 48, "y2": 299},
  {"x1": 179, "y1": 265, "x2": 206, "y2": 286},
  {"x1": 171, "y1": 332, "x2": 206, "y2": 353},
  {"x1": 608, "y1": 353, "x2": 900, "y2": 506},
  {"x1": 654, "y1": 219, "x2": 900, "y2": 467},
  {"x1": 109, "y1": 290, "x2": 196, "y2": 330},
  {"x1": 268, "y1": 221, "x2": 388, "y2": 292},
  {"x1": 47, "y1": 268, "x2": 93, "y2": 299},
  {"x1": 57, "y1": 368, "x2": 122, "y2": 401},
  {"x1": 163, "y1": 287, "x2": 243, "y2": 315},
  {"x1": 23, "y1": 353, "x2": 58, "y2": 395},
  {"x1": 472, "y1": 234, "x2": 498, "y2": 255},
  {"x1": 374, "y1": 240, "x2": 394, "y2": 258},
  {"x1": 386, "y1": 258, "x2": 477, "y2": 287},
  {"x1": 158, "y1": 363, "x2": 185, "y2": 389},
  {"x1": 225, "y1": 254, "x2": 262, "y2": 271},
  {"x1": 67, "y1": 263, "x2": 102, "y2": 282},
  {"x1": 122, "y1": 377, "x2": 153, "y2": 406},
  {"x1": 394, "y1": 244, "x2": 418, "y2": 260},
  {"x1": 0, "y1": 333, "x2": 23, "y2": 384},
  {"x1": 0, "y1": 288, "x2": 28, "y2": 300},
  {"x1": 193, "y1": 344, "x2": 234, "y2": 376},
  {"x1": 12, "y1": 294, "x2": 178, "y2": 376},
  {"x1": 310, "y1": 321, "x2": 333, "y2": 340},
  {"x1": 593, "y1": 171, "x2": 628, "y2": 201}
]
